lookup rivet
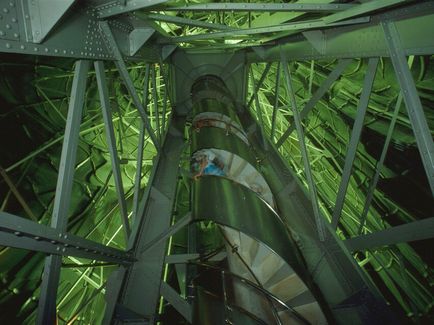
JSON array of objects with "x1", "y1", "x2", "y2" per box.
[
  {"x1": 20, "y1": 45, "x2": 24, "y2": 49},
  {"x1": 14, "y1": 33, "x2": 18, "y2": 38},
  {"x1": 11, "y1": 17, "x2": 16, "y2": 23},
  {"x1": 9, "y1": 2, "x2": 14, "y2": 7},
  {"x1": 3, "y1": 8, "x2": 9, "y2": 13},
  {"x1": 54, "y1": 49, "x2": 58, "y2": 53},
  {"x1": 44, "y1": 47, "x2": 48, "y2": 52},
  {"x1": 0, "y1": 30, "x2": 3, "y2": 36},
  {"x1": 5, "y1": 24, "x2": 10, "y2": 29},
  {"x1": 5, "y1": 43, "x2": 10, "y2": 48},
  {"x1": 34, "y1": 47, "x2": 38, "y2": 51}
]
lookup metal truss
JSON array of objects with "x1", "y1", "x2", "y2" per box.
[{"x1": 0, "y1": 0, "x2": 433, "y2": 323}]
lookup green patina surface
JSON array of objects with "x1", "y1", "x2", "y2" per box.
[{"x1": 0, "y1": 0, "x2": 433, "y2": 323}]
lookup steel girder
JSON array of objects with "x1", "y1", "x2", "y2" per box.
[{"x1": 0, "y1": 1, "x2": 431, "y2": 62}]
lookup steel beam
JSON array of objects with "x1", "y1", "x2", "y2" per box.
[
  {"x1": 382, "y1": 21, "x2": 434, "y2": 195},
  {"x1": 249, "y1": 66, "x2": 267, "y2": 149},
  {"x1": 276, "y1": 59, "x2": 352, "y2": 148},
  {"x1": 0, "y1": 166, "x2": 37, "y2": 221},
  {"x1": 247, "y1": 2, "x2": 434, "y2": 62},
  {"x1": 37, "y1": 60, "x2": 90, "y2": 325},
  {"x1": 270, "y1": 62, "x2": 280, "y2": 141},
  {"x1": 281, "y1": 57, "x2": 326, "y2": 241},
  {"x1": 26, "y1": 0, "x2": 76, "y2": 43},
  {"x1": 146, "y1": 13, "x2": 234, "y2": 31},
  {"x1": 162, "y1": 16, "x2": 369, "y2": 43},
  {"x1": 331, "y1": 58, "x2": 378, "y2": 230},
  {"x1": 324, "y1": 0, "x2": 407, "y2": 24},
  {"x1": 247, "y1": 62, "x2": 271, "y2": 108},
  {"x1": 358, "y1": 92, "x2": 403, "y2": 235},
  {"x1": 0, "y1": 211, "x2": 133, "y2": 264},
  {"x1": 103, "y1": 116, "x2": 185, "y2": 323},
  {"x1": 96, "y1": 0, "x2": 168, "y2": 18},
  {"x1": 139, "y1": 212, "x2": 192, "y2": 254},
  {"x1": 165, "y1": 252, "x2": 227, "y2": 264},
  {"x1": 151, "y1": 64, "x2": 161, "y2": 141},
  {"x1": 132, "y1": 121, "x2": 146, "y2": 225},
  {"x1": 160, "y1": 281, "x2": 192, "y2": 323},
  {"x1": 345, "y1": 218, "x2": 434, "y2": 252},
  {"x1": 164, "y1": 3, "x2": 356, "y2": 12},
  {"x1": 99, "y1": 21, "x2": 160, "y2": 149},
  {"x1": 95, "y1": 61, "x2": 131, "y2": 239}
]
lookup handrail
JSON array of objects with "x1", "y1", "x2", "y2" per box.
[
  {"x1": 219, "y1": 228, "x2": 283, "y2": 325},
  {"x1": 198, "y1": 286, "x2": 268, "y2": 325},
  {"x1": 191, "y1": 262, "x2": 311, "y2": 325}
]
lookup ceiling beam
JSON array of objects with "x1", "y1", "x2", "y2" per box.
[{"x1": 163, "y1": 3, "x2": 356, "y2": 13}]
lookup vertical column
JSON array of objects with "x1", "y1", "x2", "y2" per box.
[{"x1": 37, "y1": 60, "x2": 90, "y2": 324}]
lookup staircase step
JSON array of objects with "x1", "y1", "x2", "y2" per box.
[
  {"x1": 267, "y1": 273, "x2": 307, "y2": 302},
  {"x1": 263, "y1": 263, "x2": 295, "y2": 288}
]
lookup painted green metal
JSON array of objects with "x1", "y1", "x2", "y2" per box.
[{"x1": 0, "y1": 0, "x2": 432, "y2": 323}]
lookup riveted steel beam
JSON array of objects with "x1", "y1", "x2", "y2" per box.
[
  {"x1": 323, "y1": 0, "x2": 407, "y2": 24},
  {"x1": 248, "y1": 2, "x2": 434, "y2": 62},
  {"x1": 37, "y1": 60, "x2": 90, "y2": 325},
  {"x1": 161, "y1": 16, "x2": 369, "y2": 43},
  {"x1": 96, "y1": 0, "x2": 168, "y2": 18},
  {"x1": 164, "y1": 3, "x2": 356, "y2": 13},
  {"x1": 0, "y1": 211, "x2": 134, "y2": 264}
]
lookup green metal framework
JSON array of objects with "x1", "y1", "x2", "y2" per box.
[{"x1": 0, "y1": 0, "x2": 432, "y2": 324}]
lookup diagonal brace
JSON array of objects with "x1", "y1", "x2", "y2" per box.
[
  {"x1": 331, "y1": 58, "x2": 379, "y2": 230},
  {"x1": 95, "y1": 61, "x2": 131, "y2": 239},
  {"x1": 276, "y1": 59, "x2": 352, "y2": 148},
  {"x1": 99, "y1": 21, "x2": 160, "y2": 149}
]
